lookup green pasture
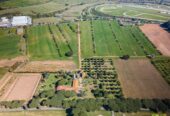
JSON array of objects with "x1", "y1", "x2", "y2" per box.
[
  {"x1": 96, "y1": 4, "x2": 170, "y2": 21},
  {"x1": 80, "y1": 20, "x2": 159, "y2": 57},
  {"x1": 0, "y1": 28, "x2": 21, "y2": 59},
  {"x1": 27, "y1": 24, "x2": 77, "y2": 62}
]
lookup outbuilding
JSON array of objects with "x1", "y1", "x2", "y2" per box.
[{"x1": 12, "y1": 16, "x2": 32, "y2": 27}]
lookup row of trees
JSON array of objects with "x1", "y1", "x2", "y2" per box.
[{"x1": 0, "y1": 100, "x2": 24, "y2": 109}]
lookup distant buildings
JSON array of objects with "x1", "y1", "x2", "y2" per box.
[
  {"x1": 0, "y1": 16, "x2": 32, "y2": 27},
  {"x1": 0, "y1": 17, "x2": 11, "y2": 27}
]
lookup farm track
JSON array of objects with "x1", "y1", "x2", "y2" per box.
[{"x1": 77, "y1": 22, "x2": 81, "y2": 69}]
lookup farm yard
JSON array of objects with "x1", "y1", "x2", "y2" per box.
[
  {"x1": 140, "y1": 24, "x2": 170, "y2": 56},
  {"x1": 0, "y1": 28, "x2": 21, "y2": 59},
  {"x1": 114, "y1": 59, "x2": 170, "y2": 99},
  {"x1": 0, "y1": 73, "x2": 41, "y2": 101},
  {"x1": 80, "y1": 20, "x2": 159, "y2": 58},
  {"x1": 95, "y1": 4, "x2": 170, "y2": 21}
]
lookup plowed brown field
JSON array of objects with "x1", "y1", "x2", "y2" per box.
[
  {"x1": 114, "y1": 59, "x2": 170, "y2": 99},
  {"x1": 140, "y1": 24, "x2": 170, "y2": 56},
  {"x1": 0, "y1": 73, "x2": 41, "y2": 101}
]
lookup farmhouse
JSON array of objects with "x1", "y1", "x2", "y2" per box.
[
  {"x1": 12, "y1": 16, "x2": 32, "y2": 27},
  {"x1": 0, "y1": 17, "x2": 11, "y2": 27}
]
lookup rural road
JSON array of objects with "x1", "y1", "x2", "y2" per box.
[{"x1": 77, "y1": 22, "x2": 81, "y2": 69}]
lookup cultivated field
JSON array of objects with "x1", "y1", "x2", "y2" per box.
[
  {"x1": 114, "y1": 59, "x2": 170, "y2": 99},
  {"x1": 96, "y1": 4, "x2": 170, "y2": 21},
  {"x1": 0, "y1": 28, "x2": 21, "y2": 59},
  {"x1": 27, "y1": 24, "x2": 78, "y2": 62},
  {"x1": 80, "y1": 20, "x2": 159, "y2": 57},
  {"x1": 15, "y1": 61, "x2": 77, "y2": 73},
  {"x1": 140, "y1": 24, "x2": 170, "y2": 56},
  {"x1": 0, "y1": 73, "x2": 41, "y2": 101},
  {"x1": 152, "y1": 57, "x2": 170, "y2": 85}
]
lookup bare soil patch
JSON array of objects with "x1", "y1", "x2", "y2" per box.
[
  {"x1": 140, "y1": 24, "x2": 170, "y2": 56},
  {"x1": 15, "y1": 61, "x2": 77, "y2": 73},
  {"x1": 114, "y1": 59, "x2": 170, "y2": 99},
  {"x1": 0, "y1": 56, "x2": 28, "y2": 68},
  {"x1": 0, "y1": 73, "x2": 41, "y2": 101}
]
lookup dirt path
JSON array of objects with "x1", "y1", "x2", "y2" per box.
[{"x1": 77, "y1": 22, "x2": 81, "y2": 69}]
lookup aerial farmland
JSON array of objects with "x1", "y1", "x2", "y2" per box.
[{"x1": 0, "y1": 0, "x2": 170, "y2": 116}]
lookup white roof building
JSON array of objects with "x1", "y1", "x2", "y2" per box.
[
  {"x1": 12, "y1": 16, "x2": 32, "y2": 27},
  {"x1": 0, "y1": 17, "x2": 11, "y2": 27}
]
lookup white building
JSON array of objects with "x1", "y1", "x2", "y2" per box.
[
  {"x1": 0, "y1": 17, "x2": 11, "y2": 27},
  {"x1": 12, "y1": 16, "x2": 32, "y2": 27}
]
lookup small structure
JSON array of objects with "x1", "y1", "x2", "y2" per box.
[
  {"x1": 0, "y1": 17, "x2": 11, "y2": 27},
  {"x1": 12, "y1": 16, "x2": 32, "y2": 27}
]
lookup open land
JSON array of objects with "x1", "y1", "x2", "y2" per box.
[
  {"x1": 140, "y1": 24, "x2": 170, "y2": 56},
  {"x1": 0, "y1": 28, "x2": 21, "y2": 59},
  {"x1": 0, "y1": 73, "x2": 41, "y2": 101},
  {"x1": 27, "y1": 24, "x2": 78, "y2": 63},
  {"x1": 80, "y1": 20, "x2": 159, "y2": 58},
  {"x1": 114, "y1": 59, "x2": 170, "y2": 99},
  {"x1": 0, "y1": 0, "x2": 103, "y2": 16},
  {"x1": 95, "y1": 4, "x2": 170, "y2": 21},
  {"x1": 0, "y1": 110, "x2": 66, "y2": 116},
  {"x1": 15, "y1": 61, "x2": 77, "y2": 73}
]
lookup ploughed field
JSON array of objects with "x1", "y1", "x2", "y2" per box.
[
  {"x1": 114, "y1": 59, "x2": 170, "y2": 99},
  {"x1": 0, "y1": 73, "x2": 41, "y2": 101},
  {"x1": 140, "y1": 24, "x2": 170, "y2": 56},
  {"x1": 80, "y1": 20, "x2": 159, "y2": 58}
]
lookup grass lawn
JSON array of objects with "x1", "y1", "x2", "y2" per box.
[
  {"x1": 96, "y1": 4, "x2": 170, "y2": 21},
  {"x1": 0, "y1": 110, "x2": 66, "y2": 116},
  {"x1": 0, "y1": 28, "x2": 21, "y2": 59},
  {"x1": 0, "y1": 68, "x2": 8, "y2": 80},
  {"x1": 115, "y1": 112, "x2": 169, "y2": 116},
  {"x1": 87, "y1": 111, "x2": 112, "y2": 116},
  {"x1": 80, "y1": 20, "x2": 159, "y2": 57}
]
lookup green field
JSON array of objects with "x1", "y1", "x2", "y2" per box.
[
  {"x1": 80, "y1": 20, "x2": 159, "y2": 58},
  {"x1": 0, "y1": 110, "x2": 66, "y2": 116},
  {"x1": 95, "y1": 4, "x2": 170, "y2": 21},
  {"x1": 0, "y1": 28, "x2": 21, "y2": 59},
  {"x1": 0, "y1": 0, "x2": 103, "y2": 16},
  {"x1": 27, "y1": 24, "x2": 77, "y2": 61},
  {"x1": 0, "y1": 68, "x2": 7, "y2": 80},
  {"x1": 152, "y1": 57, "x2": 170, "y2": 84}
]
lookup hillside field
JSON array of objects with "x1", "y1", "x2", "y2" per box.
[{"x1": 80, "y1": 20, "x2": 159, "y2": 58}]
